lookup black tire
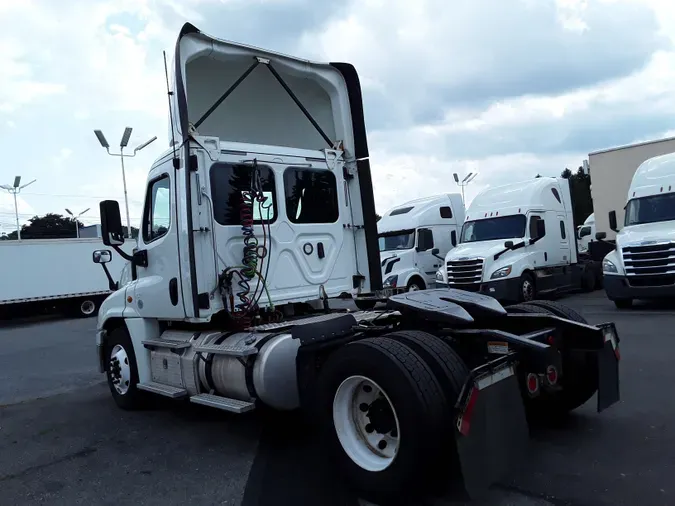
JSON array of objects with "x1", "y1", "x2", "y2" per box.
[
  {"x1": 316, "y1": 337, "x2": 446, "y2": 504},
  {"x1": 354, "y1": 299, "x2": 377, "y2": 311},
  {"x1": 406, "y1": 277, "x2": 426, "y2": 292},
  {"x1": 75, "y1": 297, "x2": 99, "y2": 318},
  {"x1": 523, "y1": 300, "x2": 586, "y2": 323},
  {"x1": 518, "y1": 272, "x2": 536, "y2": 302},
  {"x1": 519, "y1": 301, "x2": 598, "y2": 414},
  {"x1": 581, "y1": 268, "x2": 597, "y2": 292},
  {"x1": 613, "y1": 298, "x2": 633, "y2": 309},
  {"x1": 104, "y1": 326, "x2": 146, "y2": 410}
]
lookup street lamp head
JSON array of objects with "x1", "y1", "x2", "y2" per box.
[
  {"x1": 65, "y1": 208, "x2": 73, "y2": 216},
  {"x1": 467, "y1": 172, "x2": 479, "y2": 183},
  {"x1": 94, "y1": 130, "x2": 110, "y2": 149},
  {"x1": 134, "y1": 136, "x2": 157, "y2": 152},
  {"x1": 120, "y1": 127, "x2": 133, "y2": 148},
  {"x1": 13, "y1": 176, "x2": 21, "y2": 188},
  {"x1": 453, "y1": 173, "x2": 459, "y2": 183},
  {"x1": 462, "y1": 172, "x2": 473, "y2": 183},
  {"x1": 0, "y1": 184, "x2": 11, "y2": 191},
  {"x1": 82, "y1": 207, "x2": 91, "y2": 215}
]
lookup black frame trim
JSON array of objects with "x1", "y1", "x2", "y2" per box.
[{"x1": 329, "y1": 62, "x2": 382, "y2": 291}]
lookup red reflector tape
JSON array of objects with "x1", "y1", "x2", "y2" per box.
[{"x1": 457, "y1": 386, "x2": 479, "y2": 436}]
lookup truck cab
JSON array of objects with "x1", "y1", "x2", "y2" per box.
[
  {"x1": 435, "y1": 177, "x2": 596, "y2": 303},
  {"x1": 602, "y1": 152, "x2": 675, "y2": 308},
  {"x1": 377, "y1": 194, "x2": 464, "y2": 293},
  {"x1": 577, "y1": 213, "x2": 595, "y2": 254}
]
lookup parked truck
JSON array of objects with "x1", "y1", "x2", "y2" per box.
[
  {"x1": 0, "y1": 238, "x2": 131, "y2": 319},
  {"x1": 91, "y1": 23, "x2": 621, "y2": 504},
  {"x1": 374, "y1": 194, "x2": 464, "y2": 304},
  {"x1": 577, "y1": 213, "x2": 596, "y2": 253},
  {"x1": 601, "y1": 152, "x2": 675, "y2": 308},
  {"x1": 435, "y1": 177, "x2": 602, "y2": 302}
]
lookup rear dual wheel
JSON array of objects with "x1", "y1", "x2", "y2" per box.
[
  {"x1": 506, "y1": 300, "x2": 598, "y2": 415},
  {"x1": 316, "y1": 332, "x2": 468, "y2": 504}
]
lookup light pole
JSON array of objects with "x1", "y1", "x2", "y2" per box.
[
  {"x1": 93, "y1": 127, "x2": 157, "y2": 238},
  {"x1": 453, "y1": 172, "x2": 479, "y2": 204},
  {"x1": 65, "y1": 208, "x2": 90, "y2": 238},
  {"x1": 1, "y1": 176, "x2": 36, "y2": 241}
]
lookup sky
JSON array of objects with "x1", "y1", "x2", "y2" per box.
[{"x1": 2, "y1": 0, "x2": 675, "y2": 236}]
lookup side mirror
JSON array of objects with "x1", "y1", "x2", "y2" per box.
[
  {"x1": 450, "y1": 230, "x2": 457, "y2": 247},
  {"x1": 93, "y1": 249, "x2": 112, "y2": 264},
  {"x1": 595, "y1": 231, "x2": 607, "y2": 241},
  {"x1": 100, "y1": 200, "x2": 125, "y2": 246},
  {"x1": 504, "y1": 240, "x2": 514, "y2": 249},
  {"x1": 608, "y1": 210, "x2": 618, "y2": 232},
  {"x1": 431, "y1": 248, "x2": 439, "y2": 255}
]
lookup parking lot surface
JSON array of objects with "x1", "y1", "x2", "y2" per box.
[{"x1": 0, "y1": 292, "x2": 673, "y2": 506}]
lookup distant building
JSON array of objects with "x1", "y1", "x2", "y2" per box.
[
  {"x1": 588, "y1": 136, "x2": 675, "y2": 240},
  {"x1": 79, "y1": 224, "x2": 102, "y2": 238}
]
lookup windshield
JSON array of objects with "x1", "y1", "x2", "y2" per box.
[
  {"x1": 379, "y1": 230, "x2": 415, "y2": 252},
  {"x1": 461, "y1": 215, "x2": 526, "y2": 243},
  {"x1": 625, "y1": 193, "x2": 675, "y2": 226}
]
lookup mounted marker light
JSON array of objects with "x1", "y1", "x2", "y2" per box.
[
  {"x1": 526, "y1": 373, "x2": 539, "y2": 396},
  {"x1": 545, "y1": 365, "x2": 558, "y2": 386}
]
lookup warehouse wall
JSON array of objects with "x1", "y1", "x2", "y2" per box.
[{"x1": 589, "y1": 137, "x2": 675, "y2": 240}]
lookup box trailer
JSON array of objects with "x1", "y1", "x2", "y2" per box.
[{"x1": 0, "y1": 238, "x2": 132, "y2": 318}]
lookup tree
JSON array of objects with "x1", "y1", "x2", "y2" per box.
[
  {"x1": 375, "y1": 213, "x2": 382, "y2": 221},
  {"x1": 535, "y1": 174, "x2": 542, "y2": 178},
  {"x1": 560, "y1": 167, "x2": 593, "y2": 228},
  {"x1": 0, "y1": 213, "x2": 83, "y2": 240}
]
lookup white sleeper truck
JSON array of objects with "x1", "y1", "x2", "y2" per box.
[
  {"x1": 577, "y1": 213, "x2": 595, "y2": 254},
  {"x1": 601, "y1": 152, "x2": 675, "y2": 308},
  {"x1": 436, "y1": 177, "x2": 602, "y2": 303},
  {"x1": 92, "y1": 23, "x2": 621, "y2": 504},
  {"x1": 375, "y1": 194, "x2": 464, "y2": 300}
]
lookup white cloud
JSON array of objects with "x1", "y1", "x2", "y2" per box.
[{"x1": 0, "y1": 0, "x2": 673, "y2": 233}]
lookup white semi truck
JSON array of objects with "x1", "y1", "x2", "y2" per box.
[
  {"x1": 0, "y1": 238, "x2": 131, "y2": 318},
  {"x1": 374, "y1": 194, "x2": 464, "y2": 302},
  {"x1": 577, "y1": 213, "x2": 596, "y2": 254},
  {"x1": 601, "y1": 152, "x2": 675, "y2": 308},
  {"x1": 91, "y1": 23, "x2": 621, "y2": 504},
  {"x1": 436, "y1": 177, "x2": 602, "y2": 302}
]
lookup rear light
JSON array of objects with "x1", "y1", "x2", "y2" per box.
[
  {"x1": 526, "y1": 373, "x2": 539, "y2": 396},
  {"x1": 545, "y1": 365, "x2": 558, "y2": 386}
]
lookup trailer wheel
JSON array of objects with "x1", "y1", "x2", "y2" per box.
[
  {"x1": 104, "y1": 326, "x2": 146, "y2": 410},
  {"x1": 519, "y1": 301, "x2": 598, "y2": 414},
  {"x1": 316, "y1": 337, "x2": 445, "y2": 504},
  {"x1": 77, "y1": 298, "x2": 98, "y2": 317}
]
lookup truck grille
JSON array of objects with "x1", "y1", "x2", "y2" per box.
[
  {"x1": 621, "y1": 242, "x2": 675, "y2": 283},
  {"x1": 447, "y1": 258, "x2": 484, "y2": 291}
]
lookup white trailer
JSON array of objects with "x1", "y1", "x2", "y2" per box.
[
  {"x1": 91, "y1": 23, "x2": 621, "y2": 505},
  {"x1": 0, "y1": 238, "x2": 131, "y2": 318}
]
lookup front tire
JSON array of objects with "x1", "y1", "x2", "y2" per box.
[
  {"x1": 104, "y1": 326, "x2": 146, "y2": 410},
  {"x1": 518, "y1": 272, "x2": 536, "y2": 302},
  {"x1": 316, "y1": 337, "x2": 446, "y2": 504},
  {"x1": 406, "y1": 277, "x2": 425, "y2": 292}
]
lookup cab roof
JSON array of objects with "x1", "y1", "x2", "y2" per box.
[
  {"x1": 628, "y1": 152, "x2": 675, "y2": 201},
  {"x1": 377, "y1": 194, "x2": 463, "y2": 233}
]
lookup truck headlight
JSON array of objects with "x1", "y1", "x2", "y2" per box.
[
  {"x1": 383, "y1": 275, "x2": 398, "y2": 288},
  {"x1": 435, "y1": 270, "x2": 445, "y2": 282},
  {"x1": 603, "y1": 259, "x2": 618, "y2": 273},
  {"x1": 490, "y1": 265, "x2": 512, "y2": 279}
]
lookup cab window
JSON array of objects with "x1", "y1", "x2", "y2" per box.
[
  {"x1": 284, "y1": 168, "x2": 339, "y2": 224},
  {"x1": 142, "y1": 175, "x2": 171, "y2": 243}
]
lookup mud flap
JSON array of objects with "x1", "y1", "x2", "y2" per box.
[
  {"x1": 597, "y1": 341, "x2": 620, "y2": 412},
  {"x1": 452, "y1": 362, "x2": 530, "y2": 500}
]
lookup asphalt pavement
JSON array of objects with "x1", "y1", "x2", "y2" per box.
[{"x1": 0, "y1": 293, "x2": 673, "y2": 506}]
